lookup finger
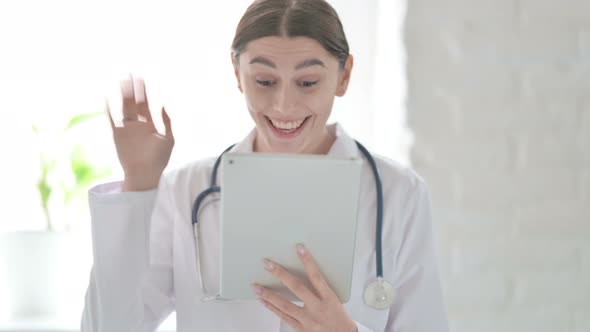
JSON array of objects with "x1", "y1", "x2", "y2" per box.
[
  {"x1": 253, "y1": 284, "x2": 306, "y2": 323},
  {"x1": 263, "y1": 259, "x2": 318, "y2": 304},
  {"x1": 162, "y1": 107, "x2": 173, "y2": 138},
  {"x1": 134, "y1": 78, "x2": 153, "y2": 123},
  {"x1": 296, "y1": 244, "x2": 333, "y2": 299},
  {"x1": 259, "y1": 299, "x2": 302, "y2": 331},
  {"x1": 121, "y1": 77, "x2": 138, "y2": 122}
]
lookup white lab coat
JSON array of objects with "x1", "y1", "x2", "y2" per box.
[{"x1": 81, "y1": 123, "x2": 449, "y2": 332}]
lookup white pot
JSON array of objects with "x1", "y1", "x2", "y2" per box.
[{"x1": 0, "y1": 231, "x2": 92, "y2": 322}]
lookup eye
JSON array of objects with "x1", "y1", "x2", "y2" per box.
[
  {"x1": 299, "y1": 81, "x2": 319, "y2": 88},
  {"x1": 256, "y1": 79, "x2": 275, "y2": 87}
]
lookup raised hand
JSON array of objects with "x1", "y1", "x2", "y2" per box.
[{"x1": 107, "y1": 77, "x2": 175, "y2": 191}]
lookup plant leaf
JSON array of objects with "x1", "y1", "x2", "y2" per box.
[
  {"x1": 65, "y1": 112, "x2": 102, "y2": 130},
  {"x1": 37, "y1": 179, "x2": 51, "y2": 209},
  {"x1": 70, "y1": 145, "x2": 111, "y2": 188}
]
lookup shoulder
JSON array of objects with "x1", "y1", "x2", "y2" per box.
[{"x1": 371, "y1": 154, "x2": 429, "y2": 198}]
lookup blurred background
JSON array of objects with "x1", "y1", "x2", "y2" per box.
[{"x1": 0, "y1": 0, "x2": 587, "y2": 331}]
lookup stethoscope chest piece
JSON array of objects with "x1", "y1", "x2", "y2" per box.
[{"x1": 363, "y1": 277, "x2": 395, "y2": 310}]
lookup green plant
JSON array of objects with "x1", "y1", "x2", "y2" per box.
[{"x1": 34, "y1": 112, "x2": 112, "y2": 231}]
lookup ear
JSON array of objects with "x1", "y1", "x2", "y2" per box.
[
  {"x1": 335, "y1": 55, "x2": 354, "y2": 97},
  {"x1": 231, "y1": 53, "x2": 243, "y2": 93}
]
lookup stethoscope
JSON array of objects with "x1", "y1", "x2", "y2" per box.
[{"x1": 191, "y1": 141, "x2": 395, "y2": 310}]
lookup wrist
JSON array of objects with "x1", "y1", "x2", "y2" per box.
[{"x1": 123, "y1": 174, "x2": 160, "y2": 192}]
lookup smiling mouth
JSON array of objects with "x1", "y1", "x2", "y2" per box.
[{"x1": 266, "y1": 116, "x2": 310, "y2": 133}]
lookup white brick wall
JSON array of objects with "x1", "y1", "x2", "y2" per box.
[{"x1": 405, "y1": 0, "x2": 590, "y2": 331}]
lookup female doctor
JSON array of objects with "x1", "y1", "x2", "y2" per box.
[{"x1": 81, "y1": 0, "x2": 449, "y2": 331}]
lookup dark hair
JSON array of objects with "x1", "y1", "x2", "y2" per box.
[{"x1": 231, "y1": 0, "x2": 350, "y2": 69}]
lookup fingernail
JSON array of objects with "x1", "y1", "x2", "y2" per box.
[
  {"x1": 296, "y1": 243, "x2": 306, "y2": 257},
  {"x1": 264, "y1": 259, "x2": 275, "y2": 271},
  {"x1": 251, "y1": 284, "x2": 263, "y2": 296}
]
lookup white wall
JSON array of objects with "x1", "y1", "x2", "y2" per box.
[{"x1": 405, "y1": 0, "x2": 590, "y2": 331}]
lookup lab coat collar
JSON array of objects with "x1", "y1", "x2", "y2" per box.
[{"x1": 230, "y1": 122, "x2": 361, "y2": 159}]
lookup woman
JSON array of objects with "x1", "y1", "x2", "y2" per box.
[{"x1": 81, "y1": 0, "x2": 448, "y2": 331}]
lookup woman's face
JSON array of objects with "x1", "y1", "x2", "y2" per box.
[{"x1": 233, "y1": 36, "x2": 353, "y2": 154}]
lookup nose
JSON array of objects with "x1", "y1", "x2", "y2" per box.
[{"x1": 273, "y1": 84, "x2": 296, "y2": 115}]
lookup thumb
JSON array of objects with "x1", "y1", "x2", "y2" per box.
[
  {"x1": 162, "y1": 106, "x2": 173, "y2": 138},
  {"x1": 105, "y1": 99, "x2": 116, "y2": 130}
]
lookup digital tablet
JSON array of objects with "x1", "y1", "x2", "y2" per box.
[{"x1": 219, "y1": 152, "x2": 362, "y2": 303}]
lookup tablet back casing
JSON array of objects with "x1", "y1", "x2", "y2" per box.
[{"x1": 220, "y1": 152, "x2": 362, "y2": 303}]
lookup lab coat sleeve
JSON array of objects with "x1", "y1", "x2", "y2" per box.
[
  {"x1": 386, "y1": 179, "x2": 449, "y2": 332},
  {"x1": 81, "y1": 177, "x2": 176, "y2": 332}
]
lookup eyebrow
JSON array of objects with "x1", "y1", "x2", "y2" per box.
[{"x1": 249, "y1": 56, "x2": 326, "y2": 70}]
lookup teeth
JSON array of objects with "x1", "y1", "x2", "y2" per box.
[{"x1": 269, "y1": 118, "x2": 305, "y2": 130}]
